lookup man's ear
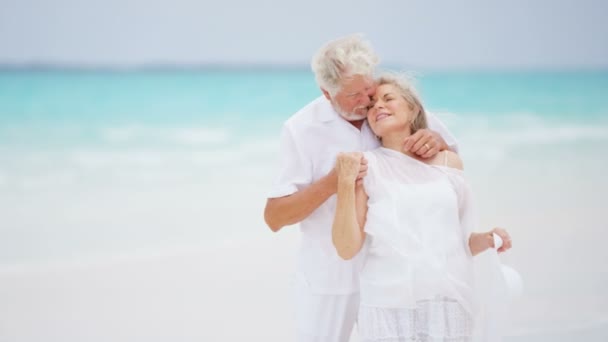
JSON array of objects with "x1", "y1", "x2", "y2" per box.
[{"x1": 321, "y1": 88, "x2": 331, "y2": 101}]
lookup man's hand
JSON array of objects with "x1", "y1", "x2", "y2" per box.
[
  {"x1": 355, "y1": 154, "x2": 368, "y2": 187},
  {"x1": 403, "y1": 129, "x2": 448, "y2": 158}
]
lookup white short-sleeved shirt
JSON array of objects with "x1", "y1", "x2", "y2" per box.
[{"x1": 269, "y1": 96, "x2": 458, "y2": 295}]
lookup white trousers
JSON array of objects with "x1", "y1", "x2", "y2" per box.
[{"x1": 294, "y1": 281, "x2": 360, "y2": 342}]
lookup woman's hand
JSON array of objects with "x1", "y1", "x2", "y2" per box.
[
  {"x1": 469, "y1": 227, "x2": 512, "y2": 256},
  {"x1": 491, "y1": 227, "x2": 512, "y2": 253},
  {"x1": 335, "y1": 152, "x2": 365, "y2": 185}
]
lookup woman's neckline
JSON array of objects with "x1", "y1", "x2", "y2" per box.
[
  {"x1": 377, "y1": 146, "x2": 463, "y2": 174},
  {"x1": 378, "y1": 146, "x2": 430, "y2": 166}
]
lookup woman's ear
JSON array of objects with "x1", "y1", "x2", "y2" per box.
[{"x1": 409, "y1": 103, "x2": 420, "y2": 124}]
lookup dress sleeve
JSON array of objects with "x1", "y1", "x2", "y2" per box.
[
  {"x1": 426, "y1": 111, "x2": 459, "y2": 153},
  {"x1": 445, "y1": 169, "x2": 475, "y2": 256},
  {"x1": 362, "y1": 151, "x2": 377, "y2": 194},
  {"x1": 267, "y1": 123, "x2": 312, "y2": 198},
  {"x1": 443, "y1": 167, "x2": 511, "y2": 342}
]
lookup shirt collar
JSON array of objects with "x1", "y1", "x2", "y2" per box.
[{"x1": 315, "y1": 96, "x2": 340, "y2": 123}]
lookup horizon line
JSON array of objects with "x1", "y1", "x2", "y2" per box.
[{"x1": 1, "y1": 62, "x2": 607, "y2": 74}]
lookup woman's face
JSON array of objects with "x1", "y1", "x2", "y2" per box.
[{"x1": 367, "y1": 83, "x2": 416, "y2": 138}]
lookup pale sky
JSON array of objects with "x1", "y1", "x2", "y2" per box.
[{"x1": 0, "y1": 0, "x2": 607, "y2": 69}]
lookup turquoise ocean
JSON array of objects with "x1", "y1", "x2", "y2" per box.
[{"x1": 1, "y1": 69, "x2": 607, "y2": 341}]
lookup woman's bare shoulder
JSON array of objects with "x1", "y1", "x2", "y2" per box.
[
  {"x1": 445, "y1": 150, "x2": 464, "y2": 170},
  {"x1": 428, "y1": 150, "x2": 463, "y2": 170}
]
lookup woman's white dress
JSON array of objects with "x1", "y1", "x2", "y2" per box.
[{"x1": 358, "y1": 147, "x2": 508, "y2": 342}]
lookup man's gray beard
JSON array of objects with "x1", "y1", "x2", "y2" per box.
[{"x1": 334, "y1": 103, "x2": 368, "y2": 121}]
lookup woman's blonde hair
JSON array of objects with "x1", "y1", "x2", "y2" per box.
[{"x1": 376, "y1": 72, "x2": 428, "y2": 134}]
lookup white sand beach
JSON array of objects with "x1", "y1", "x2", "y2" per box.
[{"x1": 0, "y1": 232, "x2": 301, "y2": 341}]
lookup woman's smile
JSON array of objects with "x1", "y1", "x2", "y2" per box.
[{"x1": 374, "y1": 112, "x2": 391, "y2": 122}]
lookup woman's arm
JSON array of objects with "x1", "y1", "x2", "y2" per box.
[
  {"x1": 332, "y1": 153, "x2": 369, "y2": 260},
  {"x1": 468, "y1": 232, "x2": 495, "y2": 256},
  {"x1": 439, "y1": 151, "x2": 513, "y2": 256}
]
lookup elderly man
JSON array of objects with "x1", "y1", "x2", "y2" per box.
[{"x1": 264, "y1": 34, "x2": 458, "y2": 342}]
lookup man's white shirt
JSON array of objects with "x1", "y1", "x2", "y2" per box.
[{"x1": 269, "y1": 96, "x2": 458, "y2": 295}]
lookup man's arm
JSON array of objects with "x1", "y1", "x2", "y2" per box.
[
  {"x1": 264, "y1": 156, "x2": 368, "y2": 232},
  {"x1": 265, "y1": 122, "x2": 320, "y2": 232},
  {"x1": 403, "y1": 111, "x2": 459, "y2": 158},
  {"x1": 426, "y1": 110, "x2": 458, "y2": 151},
  {"x1": 264, "y1": 170, "x2": 337, "y2": 232}
]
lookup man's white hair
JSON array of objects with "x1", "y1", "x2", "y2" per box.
[{"x1": 311, "y1": 34, "x2": 379, "y2": 95}]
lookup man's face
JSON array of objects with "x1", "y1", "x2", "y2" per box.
[{"x1": 330, "y1": 75, "x2": 376, "y2": 121}]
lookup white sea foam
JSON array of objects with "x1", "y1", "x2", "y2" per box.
[
  {"x1": 170, "y1": 127, "x2": 230, "y2": 145},
  {"x1": 101, "y1": 125, "x2": 231, "y2": 145},
  {"x1": 70, "y1": 149, "x2": 168, "y2": 168},
  {"x1": 429, "y1": 111, "x2": 608, "y2": 162},
  {"x1": 3, "y1": 114, "x2": 608, "y2": 191}
]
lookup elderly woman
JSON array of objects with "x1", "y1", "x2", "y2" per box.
[{"x1": 332, "y1": 74, "x2": 513, "y2": 341}]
